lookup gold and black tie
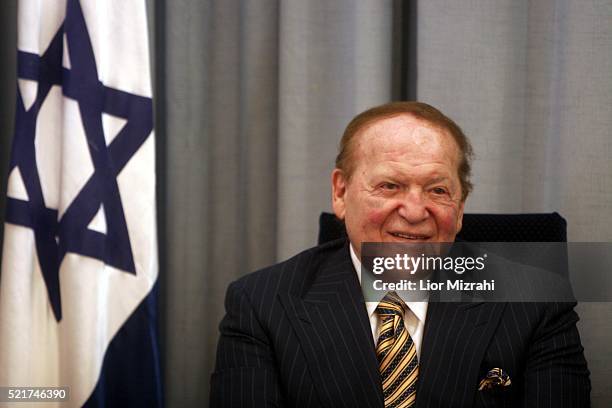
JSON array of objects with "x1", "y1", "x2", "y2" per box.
[{"x1": 375, "y1": 292, "x2": 419, "y2": 408}]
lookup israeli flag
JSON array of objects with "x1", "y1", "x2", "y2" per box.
[{"x1": 0, "y1": 0, "x2": 162, "y2": 406}]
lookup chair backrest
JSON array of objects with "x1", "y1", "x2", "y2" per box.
[
  {"x1": 318, "y1": 212, "x2": 567, "y2": 244},
  {"x1": 318, "y1": 211, "x2": 568, "y2": 276},
  {"x1": 457, "y1": 213, "x2": 567, "y2": 242}
]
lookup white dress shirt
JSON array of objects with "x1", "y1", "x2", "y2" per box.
[{"x1": 350, "y1": 244, "x2": 428, "y2": 360}]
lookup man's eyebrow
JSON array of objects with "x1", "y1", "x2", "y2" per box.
[{"x1": 426, "y1": 176, "x2": 451, "y2": 184}]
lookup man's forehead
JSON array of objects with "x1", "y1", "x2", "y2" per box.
[
  {"x1": 362, "y1": 113, "x2": 439, "y2": 132},
  {"x1": 353, "y1": 114, "x2": 458, "y2": 156}
]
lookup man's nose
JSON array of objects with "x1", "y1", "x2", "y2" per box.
[{"x1": 396, "y1": 190, "x2": 429, "y2": 223}]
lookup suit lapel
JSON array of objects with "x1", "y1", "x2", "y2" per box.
[
  {"x1": 279, "y1": 244, "x2": 384, "y2": 408},
  {"x1": 416, "y1": 301, "x2": 506, "y2": 408},
  {"x1": 278, "y1": 242, "x2": 505, "y2": 408}
]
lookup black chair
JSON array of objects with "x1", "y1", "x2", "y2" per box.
[{"x1": 318, "y1": 212, "x2": 567, "y2": 244}]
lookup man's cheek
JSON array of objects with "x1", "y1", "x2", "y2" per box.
[
  {"x1": 433, "y1": 207, "x2": 461, "y2": 234},
  {"x1": 363, "y1": 194, "x2": 386, "y2": 209},
  {"x1": 364, "y1": 198, "x2": 395, "y2": 225},
  {"x1": 366, "y1": 209, "x2": 387, "y2": 226}
]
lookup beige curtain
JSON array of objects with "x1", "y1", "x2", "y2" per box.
[
  {"x1": 160, "y1": 0, "x2": 394, "y2": 404},
  {"x1": 415, "y1": 1, "x2": 612, "y2": 406}
]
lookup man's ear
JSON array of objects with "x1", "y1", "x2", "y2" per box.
[
  {"x1": 331, "y1": 168, "x2": 348, "y2": 220},
  {"x1": 456, "y1": 200, "x2": 465, "y2": 233}
]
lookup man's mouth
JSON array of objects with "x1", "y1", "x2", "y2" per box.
[{"x1": 389, "y1": 232, "x2": 431, "y2": 241}]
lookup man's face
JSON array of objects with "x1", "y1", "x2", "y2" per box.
[{"x1": 332, "y1": 114, "x2": 465, "y2": 258}]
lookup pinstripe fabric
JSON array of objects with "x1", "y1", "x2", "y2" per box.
[
  {"x1": 211, "y1": 239, "x2": 383, "y2": 408},
  {"x1": 376, "y1": 292, "x2": 419, "y2": 408},
  {"x1": 417, "y1": 301, "x2": 590, "y2": 407},
  {"x1": 210, "y1": 238, "x2": 590, "y2": 407}
]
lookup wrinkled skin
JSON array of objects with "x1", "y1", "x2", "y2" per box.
[{"x1": 332, "y1": 114, "x2": 465, "y2": 259}]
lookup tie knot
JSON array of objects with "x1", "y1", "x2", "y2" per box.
[{"x1": 375, "y1": 291, "x2": 406, "y2": 317}]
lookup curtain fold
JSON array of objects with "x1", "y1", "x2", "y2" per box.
[
  {"x1": 160, "y1": 0, "x2": 393, "y2": 404},
  {"x1": 276, "y1": 1, "x2": 393, "y2": 259},
  {"x1": 162, "y1": 1, "x2": 282, "y2": 405},
  {"x1": 415, "y1": 0, "x2": 612, "y2": 241},
  {"x1": 414, "y1": 2, "x2": 612, "y2": 406}
]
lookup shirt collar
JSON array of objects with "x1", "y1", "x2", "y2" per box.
[{"x1": 349, "y1": 243, "x2": 428, "y2": 323}]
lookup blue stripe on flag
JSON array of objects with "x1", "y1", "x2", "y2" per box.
[{"x1": 83, "y1": 282, "x2": 163, "y2": 408}]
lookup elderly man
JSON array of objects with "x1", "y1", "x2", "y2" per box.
[{"x1": 210, "y1": 102, "x2": 590, "y2": 407}]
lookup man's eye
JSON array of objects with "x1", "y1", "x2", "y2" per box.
[
  {"x1": 431, "y1": 187, "x2": 448, "y2": 195},
  {"x1": 380, "y1": 182, "x2": 399, "y2": 190}
]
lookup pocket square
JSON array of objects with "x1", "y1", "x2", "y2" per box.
[{"x1": 478, "y1": 368, "x2": 511, "y2": 391}]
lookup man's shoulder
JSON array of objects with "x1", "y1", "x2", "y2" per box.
[{"x1": 230, "y1": 238, "x2": 350, "y2": 299}]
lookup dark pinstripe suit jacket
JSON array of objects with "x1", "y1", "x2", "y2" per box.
[{"x1": 210, "y1": 239, "x2": 590, "y2": 407}]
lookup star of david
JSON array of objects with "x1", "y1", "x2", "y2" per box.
[{"x1": 5, "y1": 0, "x2": 153, "y2": 322}]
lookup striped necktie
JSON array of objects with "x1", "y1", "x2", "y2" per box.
[{"x1": 375, "y1": 291, "x2": 419, "y2": 408}]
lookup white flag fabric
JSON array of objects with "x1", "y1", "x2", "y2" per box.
[{"x1": 0, "y1": 0, "x2": 160, "y2": 407}]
